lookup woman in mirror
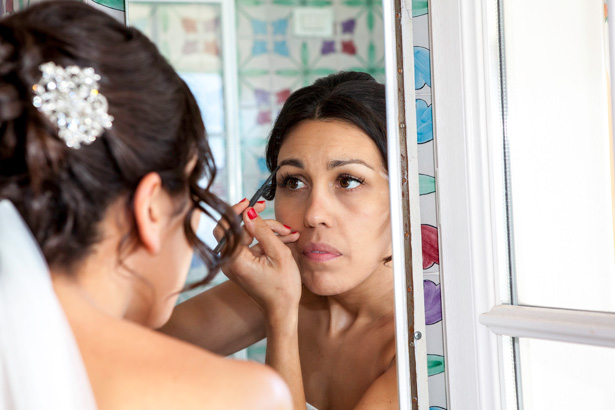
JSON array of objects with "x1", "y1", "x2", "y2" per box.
[
  {"x1": 0, "y1": 2, "x2": 295, "y2": 409},
  {"x1": 163, "y1": 71, "x2": 398, "y2": 410}
]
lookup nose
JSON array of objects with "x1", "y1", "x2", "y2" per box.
[{"x1": 303, "y1": 186, "x2": 334, "y2": 228}]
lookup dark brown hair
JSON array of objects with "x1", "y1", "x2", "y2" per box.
[
  {"x1": 264, "y1": 71, "x2": 387, "y2": 200},
  {"x1": 0, "y1": 1, "x2": 240, "y2": 285}
]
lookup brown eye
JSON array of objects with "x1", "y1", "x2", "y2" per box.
[
  {"x1": 340, "y1": 177, "x2": 351, "y2": 188},
  {"x1": 278, "y1": 176, "x2": 306, "y2": 190},
  {"x1": 338, "y1": 175, "x2": 363, "y2": 189},
  {"x1": 288, "y1": 178, "x2": 300, "y2": 189}
]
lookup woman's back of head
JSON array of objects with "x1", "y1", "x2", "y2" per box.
[{"x1": 0, "y1": 1, "x2": 239, "y2": 279}]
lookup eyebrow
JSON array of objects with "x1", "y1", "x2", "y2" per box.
[
  {"x1": 278, "y1": 158, "x2": 304, "y2": 169},
  {"x1": 278, "y1": 158, "x2": 375, "y2": 171},
  {"x1": 328, "y1": 159, "x2": 374, "y2": 170}
]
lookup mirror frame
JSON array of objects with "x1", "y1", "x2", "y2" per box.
[{"x1": 383, "y1": 0, "x2": 428, "y2": 409}]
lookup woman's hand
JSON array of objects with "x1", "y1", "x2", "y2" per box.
[
  {"x1": 216, "y1": 199, "x2": 301, "y2": 321},
  {"x1": 216, "y1": 200, "x2": 307, "y2": 410}
]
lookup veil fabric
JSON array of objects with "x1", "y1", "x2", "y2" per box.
[{"x1": 0, "y1": 200, "x2": 97, "y2": 410}]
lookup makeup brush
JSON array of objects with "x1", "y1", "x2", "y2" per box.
[{"x1": 213, "y1": 165, "x2": 280, "y2": 254}]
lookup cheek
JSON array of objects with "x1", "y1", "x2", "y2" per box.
[
  {"x1": 350, "y1": 203, "x2": 391, "y2": 252},
  {"x1": 274, "y1": 197, "x2": 302, "y2": 226}
]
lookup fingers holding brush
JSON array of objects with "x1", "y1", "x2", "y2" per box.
[
  {"x1": 264, "y1": 220, "x2": 299, "y2": 244},
  {"x1": 248, "y1": 220, "x2": 299, "y2": 257},
  {"x1": 212, "y1": 198, "x2": 268, "y2": 250},
  {"x1": 213, "y1": 166, "x2": 279, "y2": 254},
  {"x1": 225, "y1": 207, "x2": 302, "y2": 314}
]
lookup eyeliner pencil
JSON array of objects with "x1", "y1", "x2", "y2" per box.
[{"x1": 212, "y1": 165, "x2": 280, "y2": 254}]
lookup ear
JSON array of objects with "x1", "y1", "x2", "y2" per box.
[{"x1": 133, "y1": 172, "x2": 164, "y2": 254}]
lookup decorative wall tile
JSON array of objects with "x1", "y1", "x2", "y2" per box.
[
  {"x1": 236, "y1": 0, "x2": 386, "y2": 198},
  {"x1": 129, "y1": 4, "x2": 222, "y2": 73}
]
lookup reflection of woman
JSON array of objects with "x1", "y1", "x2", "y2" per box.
[
  {"x1": 163, "y1": 72, "x2": 397, "y2": 410},
  {"x1": 0, "y1": 3, "x2": 292, "y2": 409}
]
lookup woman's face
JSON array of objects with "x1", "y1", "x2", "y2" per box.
[{"x1": 274, "y1": 120, "x2": 392, "y2": 296}]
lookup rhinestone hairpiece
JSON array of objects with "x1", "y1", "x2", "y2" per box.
[{"x1": 32, "y1": 62, "x2": 114, "y2": 149}]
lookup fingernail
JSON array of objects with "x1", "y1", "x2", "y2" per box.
[
  {"x1": 241, "y1": 197, "x2": 247, "y2": 202},
  {"x1": 257, "y1": 200, "x2": 266, "y2": 204},
  {"x1": 284, "y1": 225, "x2": 291, "y2": 230},
  {"x1": 247, "y1": 208, "x2": 257, "y2": 220},
  {"x1": 291, "y1": 231, "x2": 298, "y2": 235}
]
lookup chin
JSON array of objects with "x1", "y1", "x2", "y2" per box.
[{"x1": 301, "y1": 272, "x2": 352, "y2": 296}]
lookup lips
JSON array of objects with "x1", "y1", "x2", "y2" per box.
[{"x1": 301, "y1": 242, "x2": 342, "y2": 263}]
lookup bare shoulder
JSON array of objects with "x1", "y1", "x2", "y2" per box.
[
  {"x1": 146, "y1": 330, "x2": 291, "y2": 410},
  {"x1": 353, "y1": 359, "x2": 398, "y2": 410},
  {"x1": 80, "y1": 318, "x2": 291, "y2": 410}
]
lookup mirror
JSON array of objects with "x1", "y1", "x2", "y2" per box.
[{"x1": 123, "y1": 1, "x2": 426, "y2": 409}]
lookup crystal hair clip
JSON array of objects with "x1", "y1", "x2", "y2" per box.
[{"x1": 32, "y1": 62, "x2": 114, "y2": 149}]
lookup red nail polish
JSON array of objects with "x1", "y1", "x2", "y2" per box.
[
  {"x1": 257, "y1": 200, "x2": 266, "y2": 204},
  {"x1": 241, "y1": 197, "x2": 247, "y2": 202},
  {"x1": 291, "y1": 231, "x2": 298, "y2": 235},
  {"x1": 247, "y1": 208, "x2": 257, "y2": 220},
  {"x1": 284, "y1": 225, "x2": 291, "y2": 230}
]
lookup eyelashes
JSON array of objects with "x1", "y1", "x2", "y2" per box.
[
  {"x1": 277, "y1": 174, "x2": 304, "y2": 190},
  {"x1": 277, "y1": 173, "x2": 365, "y2": 191},
  {"x1": 338, "y1": 174, "x2": 365, "y2": 189}
]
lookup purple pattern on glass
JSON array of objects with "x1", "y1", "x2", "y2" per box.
[
  {"x1": 424, "y1": 280, "x2": 442, "y2": 325},
  {"x1": 203, "y1": 17, "x2": 220, "y2": 32},
  {"x1": 182, "y1": 40, "x2": 197, "y2": 55},
  {"x1": 321, "y1": 40, "x2": 335, "y2": 55},
  {"x1": 341, "y1": 19, "x2": 356, "y2": 34},
  {"x1": 254, "y1": 89, "x2": 270, "y2": 105}
]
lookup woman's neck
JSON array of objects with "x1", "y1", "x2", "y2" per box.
[
  {"x1": 50, "y1": 234, "x2": 153, "y2": 326},
  {"x1": 51, "y1": 261, "x2": 132, "y2": 322},
  {"x1": 305, "y1": 264, "x2": 395, "y2": 335}
]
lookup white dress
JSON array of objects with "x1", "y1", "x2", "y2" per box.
[{"x1": 0, "y1": 200, "x2": 97, "y2": 410}]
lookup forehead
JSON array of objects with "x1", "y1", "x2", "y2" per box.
[{"x1": 278, "y1": 120, "x2": 383, "y2": 166}]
